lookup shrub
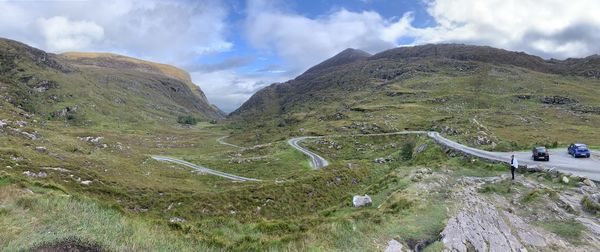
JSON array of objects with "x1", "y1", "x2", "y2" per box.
[
  {"x1": 401, "y1": 142, "x2": 415, "y2": 161},
  {"x1": 177, "y1": 115, "x2": 199, "y2": 125}
]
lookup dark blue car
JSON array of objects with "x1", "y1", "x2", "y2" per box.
[{"x1": 568, "y1": 143, "x2": 591, "y2": 158}]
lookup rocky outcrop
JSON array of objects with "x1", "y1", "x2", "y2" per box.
[
  {"x1": 441, "y1": 179, "x2": 567, "y2": 252},
  {"x1": 540, "y1": 96, "x2": 578, "y2": 105}
]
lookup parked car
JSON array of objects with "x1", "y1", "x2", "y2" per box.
[
  {"x1": 532, "y1": 146, "x2": 550, "y2": 161},
  {"x1": 568, "y1": 143, "x2": 591, "y2": 158}
]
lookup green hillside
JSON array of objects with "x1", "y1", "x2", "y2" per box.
[{"x1": 230, "y1": 44, "x2": 600, "y2": 150}]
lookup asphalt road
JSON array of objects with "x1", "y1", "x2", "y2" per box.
[
  {"x1": 288, "y1": 137, "x2": 329, "y2": 169},
  {"x1": 428, "y1": 132, "x2": 600, "y2": 181},
  {"x1": 158, "y1": 132, "x2": 600, "y2": 182},
  {"x1": 287, "y1": 131, "x2": 600, "y2": 180},
  {"x1": 216, "y1": 136, "x2": 243, "y2": 148},
  {"x1": 151, "y1": 155, "x2": 261, "y2": 182}
]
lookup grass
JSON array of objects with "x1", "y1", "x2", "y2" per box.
[
  {"x1": 478, "y1": 180, "x2": 513, "y2": 195},
  {"x1": 0, "y1": 184, "x2": 216, "y2": 251},
  {"x1": 540, "y1": 219, "x2": 586, "y2": 244}
]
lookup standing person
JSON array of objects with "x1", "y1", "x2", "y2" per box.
[{"x1": 510, "y1": 154, "x2": 519, "y2": 180}]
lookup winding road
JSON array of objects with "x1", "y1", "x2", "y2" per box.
[
  {"x1": 288, "y1": 137, "x2": 329, "y2": 169},
  {"x1": 152, "y1": 131, "x2": 600, "y2": 182},
  {"x1": 289, "y1": 131, "x2": 600, "y2": 181},
  {"x1": 151, "y1": 155, "x2": 261, "y2": 182},
  {"x1": 216, "y1": 136, "x2": 243, "y2": 148}
]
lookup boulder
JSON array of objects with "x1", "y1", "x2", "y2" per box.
[
  {"x1": 546, "y1": 168, "x2": 560, "y2": 177},
  {"x1": 562, "y1": 176, "x2": 570, "y2": 184},
  {"x1": 352, "y1": 195, "x2": 372, "y2": 208},
  {"x1": 384, "y1": 239, "x2": 405, "y2": 252},
  {"x1": 526, "y1": 165, "x2": 543, "y2": 172},
  {"x1": 374, "y1": 157, "x2": 386, "y2": 164},
  {"x1": 0, "y1": 120, "x2": 7, "y2": 128},
  {"x1": 35, "y1": 146, "x2": 47, "y2": 153},
  {"x1": 583, "y1": 179, "x2": 597, "y2": 188}
]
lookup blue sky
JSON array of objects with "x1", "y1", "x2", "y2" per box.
[{"x1": 2, "y1": 0, "x2": 600, "y2": 112}]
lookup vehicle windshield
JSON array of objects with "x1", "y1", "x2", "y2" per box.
[
  {"x1": 536, "y1": 147, "x2": 546, "y2": 153},
  {"x1": 577, "y1": 145, "x2": 589, "y2": 151}
]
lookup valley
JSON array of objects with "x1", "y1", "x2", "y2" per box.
[{"x1": 1, "y1": 38, "x2": 600, "y2": 252}]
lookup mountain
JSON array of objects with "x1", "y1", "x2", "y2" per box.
[
  {"x1": 230, "y1": 44, "x2": 600, "y2": 148},
  {"x1": 302, "y1": 48, "x2": 371, "y2": 76},
  {"x1": 0, "y1": 38, "x2": 223, "y2": 128}
]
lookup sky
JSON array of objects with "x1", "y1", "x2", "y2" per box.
[{"x1": 2, "y1": 0, "x2": 600, "y2": 112}]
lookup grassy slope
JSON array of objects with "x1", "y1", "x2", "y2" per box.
[{"x1": 228, "y1": 62, "x2": 600, "y2": 151}]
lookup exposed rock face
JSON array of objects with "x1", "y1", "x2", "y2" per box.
[
  {"x1": 441, "y1": 180, "x2": 566, "y2": 252},
  {"x1": 352, "y1": 195, "x2": 372, "y2": 207}
]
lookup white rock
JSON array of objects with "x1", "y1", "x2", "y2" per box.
[
  {"x1": 384, "y1": 239, "x2": 405, "y2": 252},
  {"x1": 352, "y1": 194, "x2": 372, "y2": 208},
  {"x1": 169, "y1": 217, "x2": 186, "y2": 223},
  {"x1": 35, "y1": 146, "x2": 47, "y2": 153},
  {"x1": 0, "y1": 120, "x2": 7, "y2": 128},
  {"x1": 80, "y1": 180, "x2": 92, "y2": 185},
  {"x1": 562, "y1": 176, "x2": 570, "y2": 184},
  {"x1": 22, "y1": 171, "x2": 47, "y2": 178}
]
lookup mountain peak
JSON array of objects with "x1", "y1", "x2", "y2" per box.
[{"x1": 302, "y1": 48, "x2": 372, "y2": 75}]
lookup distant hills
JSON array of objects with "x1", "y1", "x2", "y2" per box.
[
  {"x1": 230, "y1": 43, "x2": 600, "y2": 148},
  {"x1": 0, "y1": 38, "x2": 223, "y2": 128}
]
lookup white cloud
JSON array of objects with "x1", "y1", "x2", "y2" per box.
[
  {"x1": 0, "y1": 0, "x2": 230, "y2": 62},
  {"x1": 415, "y1": 0, "x2": 600, "y2": 58},
  {"x1": 245, "y1": 0, "x2": 413, "y2": 73},
  {"x1": 37, "y1": 16, "x2": 104, "y2": 51},
  {"x1": 192, "y1": 70, "x2": 290, "y2": 112}
]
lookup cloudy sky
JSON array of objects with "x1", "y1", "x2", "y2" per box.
[{"x1": 1, "y1": 0, "x2": 600, "y2": 112}]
